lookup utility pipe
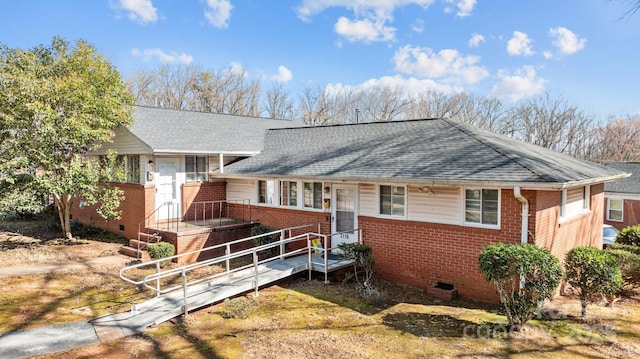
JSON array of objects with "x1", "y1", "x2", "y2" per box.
[{"x1": 513, "y1": 187, "x2": 529, "y2": 245}]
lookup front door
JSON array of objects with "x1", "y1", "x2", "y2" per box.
[
  {"x1": 332, "y1": 184, "x2": 358, "y2": 250},
  {"x1": 155, "y1": 158, "x2": 181, "y2": 222}
]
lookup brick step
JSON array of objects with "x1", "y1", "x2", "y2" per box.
[
  {"x1": 138, "y1": 232, "x2": 162, "y2": 242},
  {"x1": 128, "y1": 239, "x2": 158, "y2": 249},
  {"x1": 119, "y1": 246, "x2": 151, "y2": 261}
]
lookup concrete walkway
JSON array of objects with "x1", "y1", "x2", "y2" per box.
[{"x1": 0, "y1": 255, "x2": 137, "y2": 358}]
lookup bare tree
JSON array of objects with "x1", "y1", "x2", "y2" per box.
[
  {"x1": 588, "y1": 117, "x2": 640, "y2": 163},
  {"x1": 296, "y1": 85, "x2": 331, "y2": 126},
  {"x1": 264, "y1": 84, "x2": 294, "y2": 120},
  {"x1": 361, "y1": 86, "x2": 411, "y2": 122},
  {"x1": 509, "y1": 92, "x2": 595, "y2": 156}
]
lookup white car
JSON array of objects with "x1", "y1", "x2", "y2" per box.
[{"x1": 603, "y1": 224, "x2": 620, "y2": 248}]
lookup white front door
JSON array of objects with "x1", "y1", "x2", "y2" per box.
[
  {"x1": 155, "y1": 158, "x2": 181, "y2": 221},
  {"x1": 331, "y1": 184, "x2": 358, "y2": 250}
]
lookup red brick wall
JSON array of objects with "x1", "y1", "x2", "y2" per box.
[
  {"x1": 70, "y1": 183, "x2": 155, "y2": 240},
  {"x1": 604, "y1": 198, "x2": 640, "y2": 230},
  {"x1": 360, "y1": 189, "x2": 527, "y2": 303},
  {"x1": 533, "y1": 185, "x2": 604, "y2": 260},
  {"x1": 163, "y1": 224, "x2": 255, "y2": 264},
  {"x1": 181, "y1": 181, "x2": 227, "y2": 220}
]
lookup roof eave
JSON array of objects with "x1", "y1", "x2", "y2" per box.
[{"x1": 214, "y1": 172, "x2": 630, "y2": 190}]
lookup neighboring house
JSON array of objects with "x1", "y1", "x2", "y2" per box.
[
  {"x1": 604, "y1": 162, "x2": 640, "y2": 230},
  {"x1": 74, "y1": 107, "x2": 628, "y2": 303}
]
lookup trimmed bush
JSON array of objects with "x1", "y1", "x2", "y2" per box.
[
  {"x1": 478, "y1": 243, "x2": 563, "y2": 331},
  {"x1": 148, "y1": 242, "x2": 175, "y2": 265},
  {"x1": 607, "y1": 243, "x2": 640, "y2": 256},
  {"x1": 607, "y1": 248, "x2": 640, "y2": 289},
  {"x1": 220, "y1": 297, "x2": 258, "y2": 319},
  {"x1": 565, "y1": 246, "x2": 623, "y2": 317},
  {"x1": 616, "y1": 225, "x2": 640, "y2": 246}
]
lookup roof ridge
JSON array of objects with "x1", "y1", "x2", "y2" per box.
[{"x1": 444, "y1": 118, "x2": 550, "y2": 182}]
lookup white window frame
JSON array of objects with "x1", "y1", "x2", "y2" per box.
[
  {"x1": 463, "y1": 187, "x2": 500, "y2": 228},
  {"x1": 280, "y1": 180, "x2": 298, "y2": 207},
  {"x1": 559, "y1": 186, "x2": 590, "y2": 222},
  {"x1": 185, "y1": 155, "x2": 208, "y2": 182},
  {"x1": 378, "y1": 184, "x2": 406, "y2": 218},
  {"x1": 607, "y1": 198, "x2": 623, "y2": 222},
  {"x1": 257, "y1": 180, "x2": 276, "y2": 205},
  {"x1": 303, "y1": 181, "x2": 324, "y2": 210}
]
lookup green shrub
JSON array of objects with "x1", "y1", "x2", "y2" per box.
[
  {"x1": 607, "y1": 248, "x2": 640, "y2": 289},
  {"x1": 607, "y1": 243, "x2": 640, "y2": 256},
  {"x1": 478, "y1": 243, "x2": 563, "y2": 331},
  {"x1": 0, "y1": 175, "x2": 47, "y2": 218},
  {"x1": 220, "y1": 297, "x2": 258, "y2": 319},
  {"x1": 148, "y1": 242, "x2": 175, "y2": 264},
  {"x1": 616, "y1": 225, "x2": 640, "y2": 246},
  {"x1": 250, "y1": 225, "x2": 279, "y2": 247},
  {"x1": 565, "y1": 246, "x2": 623, "y2": 317}
]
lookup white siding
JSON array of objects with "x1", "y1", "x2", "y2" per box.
[
  {"x1": 359, "y1": 183, "x2": 377, "y2": 217},
  {"x1": 227, "y1": 178, "x2": 257, "y2": 203},
  {"x1": 89, "y1": 127, "x2": 152, "y2": 155},
  {"x1": 408, "y1": 185, "x2": 461, "y2": 225}
]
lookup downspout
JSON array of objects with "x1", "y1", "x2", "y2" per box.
[{"x1": 514, "y1": 187, "x2": 529, "y2": 245}]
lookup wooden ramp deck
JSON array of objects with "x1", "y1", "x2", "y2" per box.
[{"x1": 98, "y1": 228, "x2": 358, "y2": 336}]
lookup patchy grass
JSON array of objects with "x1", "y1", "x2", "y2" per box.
[{"x1": 2, "y1": 217, "x2": 640, "y2": 358}]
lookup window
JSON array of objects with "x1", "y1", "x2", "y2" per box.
[
  {"x1": 100, "y1": 155, "x2": 140, "y2": 183},
  {"x1": 560, "y1": 186, "x2": 589, "y2": 219},
  {"x1": 304, "y1": 182, "x2": 323, "y2": 209},
  {"x1": 258, "y1": 180, "x2": 276, "y2": 204},
  {"x1": 126, "y1": 155, "x2": 140, "y2": 183},
  {"x1": 607, "y1": 198, "x2": 623, "y2": 222},
  {"x1": 186, "y1": 156, "x2": 207, "y2": 182},
  {"x1": 280, "y1": 181, "x2": 298, "y2": 206},
  {"x1": 465, "y1": 188, "x2": 498, "y2": 225},
  {"x1": 379, "y1": 185, "x2": 405, "y2": 216}
]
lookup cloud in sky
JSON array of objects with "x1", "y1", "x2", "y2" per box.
[
  {"x1": 491, "y1": 66, "x2": 546, "y2": 102},
  {"x1": 548, "y1": 27, "x2": 586, "y2": 55},
  {"x1": 507, "y1": 31, "x2": 535, "y2": 56},
  {"x1": 112, "y1": 0, "x2": 158, "y2": 24},
  {"x1": 131, "y1": 48, "x2": 193, "y2": 64},
  {"x1": 271, "y1": 65, "x2": 293, "y2": 83},
  {"x1": 468, "y1": 33, "x2": 485, "y2": 47},
  {"x1": 393, "y1": 45, "x2": 489, "y2": 85},
  {"x1": 335, "y1": 16, "x2": 396, "y2": 43},
  {"x1": 326, "y1": 75, "x2": 455, "y2": 99},
  {"x1": 204, "y1": 0, "x2": 233, "y2": 28},
  {"x1": 296, "y1": 1, "x2": 479, "y2": 44}
]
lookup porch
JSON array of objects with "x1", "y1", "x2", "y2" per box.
[{"x1": 120, "y1": 200, "x2": 255, "y2": 261}]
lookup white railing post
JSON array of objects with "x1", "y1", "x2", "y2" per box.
[
  {"x1": 307, "y1": 235, "x2": 312, "y2": 281},
  {"x1": 323, "y1": 235, "x2": 329, "y2": 284},
  {"x1": 182, "y1": 268, "x2": 189, "y2": 317},
  {"x1": 156, "y1": 261, "x2": 161, "y2": 297},
  {"x1": 253, "y1": 251, "x2": 259, "y2": 297},
  {"x1": 225, "y1": 243, "x2": 231, "y2": 273},
  {"x1": 279, "y1": 229, "x2": 285, "y2": 259}
]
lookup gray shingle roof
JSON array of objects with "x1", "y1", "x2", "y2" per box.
[
  {"x1": 222, "y1": 118, "x2": 627, "y2": 187},
  {"x1": 129, "y1": 106, "x2": 302, "y2": 154},
  {"x1": 605, "y1": 162, "x2": 640, "y2": 193}
]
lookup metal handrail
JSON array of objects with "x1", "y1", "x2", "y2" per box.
[
  {"x1": 135, "y1": 199, "x2": 252, "y2": 255},
  {"x1": 120, "y1": 225, "x2": 362, "y2": 315}
]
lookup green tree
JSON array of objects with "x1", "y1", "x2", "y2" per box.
[
  {"x1": 0, "y1": 36, "x2": 133, "y2": 238},
  {"x1": 565, "y1": 246, "x2": 623, "y2": 318},
  {"x1": 478, "y1": 243, "x2": 563, "y2": 331}
]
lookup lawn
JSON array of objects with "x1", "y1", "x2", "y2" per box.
[{"x1": 1, "y1": 218, "x2": 639, "y2": 358}]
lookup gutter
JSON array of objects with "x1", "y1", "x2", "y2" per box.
[{"x1": 513, "y1": 187, "x2": 529, "y2": 245}]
